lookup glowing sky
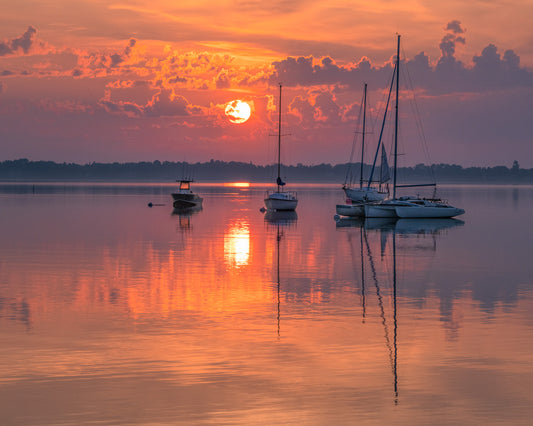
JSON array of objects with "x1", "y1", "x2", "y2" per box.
[{"x1": 1, "y1": 1, "x2": 532, "y2": 167}]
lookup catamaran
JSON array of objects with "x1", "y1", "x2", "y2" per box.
[{"x1": 365, "y1": 35, "x2": 464, "y2": 219}]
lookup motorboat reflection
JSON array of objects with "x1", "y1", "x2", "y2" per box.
[{"x1": 171, "y1": 204, "x2": 203, "y2": 231}]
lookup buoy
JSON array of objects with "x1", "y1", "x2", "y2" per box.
[
  {"x1": 259, "y1": 207, "x2": 266, "y2": 213},
  {"x1": 334, "y1": 214, "x2": 340, "y2": 221},
  {"x1": 148, "y1": 202, "x2": 153, "y2": 207}
]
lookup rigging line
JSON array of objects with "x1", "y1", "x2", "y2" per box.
[
  {"x1": 367, "y1": 63, "x2": 396, "y2": 189},
  {"x1": 344, "y1": 91, "x2": 365, "y2": 185},
  {"x1": 401, "y1": 44, "x2": 436, "y2": 184}
]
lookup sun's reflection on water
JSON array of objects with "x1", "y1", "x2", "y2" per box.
[{"x1": 224, "y1": 221, "x2": 250, "y2": 268}]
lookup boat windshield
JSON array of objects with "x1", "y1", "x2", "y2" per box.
[{"x1": 179, "y1": 181, "x2": 190, "y2": 190}]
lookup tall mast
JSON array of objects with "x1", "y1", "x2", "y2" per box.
[
  {"x1": 393, "y1": 35, "x2": 400, "y2": 199},
  {"x1": 277, "y1": 83, "x2": 282, "y2": 188},
  {"x1": 360, "y1": 83, "x2": 367, "y2": 189}
]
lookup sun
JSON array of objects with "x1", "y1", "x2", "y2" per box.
[{"x1": 225, "y1": 100, "x2": 251, "y2": 124}]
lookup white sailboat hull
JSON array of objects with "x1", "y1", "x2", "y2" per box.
[
  {"x1": 344, "y1": 187, "x2": 387, "y2": 202},
  {"x1": 265, "y1": 192, "x2": 298, "y2": 211}
]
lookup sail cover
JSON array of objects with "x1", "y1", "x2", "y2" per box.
[
  {"x1": 380, "y1": 145, "x2": 391, "y2": 183},
  {"x1": 276, "y1": 177, "x2": 286, "y2": 186}
]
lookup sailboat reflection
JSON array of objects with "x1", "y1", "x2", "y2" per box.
[
  {"x1": 171, "y1": 205, "x2": 203, "y2": 231},
  {"x1": 264, "y1": 209, "x2": 298, "y2": 226},
  {"x1": 337, "y1": 217, "x2": 463, "y2": 404},
  {"x1": 265, "y1": 210, "x2": 297, "y2": 338}
]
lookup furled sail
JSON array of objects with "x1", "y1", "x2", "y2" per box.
[{"x1": 380, "y1": 145, "x2": 391, "y2": 183}]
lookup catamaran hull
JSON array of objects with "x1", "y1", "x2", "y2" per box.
[
  {"x1": 344, "y1": 188, "x2": 387, "y2": 202},
  {"x1": 395, "y1": 206, "x2": 465, "y2": 218},
  {"x1": 336, "y1": 204, "x2": 365, "y2": 217},
  {"x1": 364, "y1": 204, "x2": 398, "y2": 218}
]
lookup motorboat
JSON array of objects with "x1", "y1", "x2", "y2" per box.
[{"x1": 171, "y1": 179, "x2": 203, "y2": 208}]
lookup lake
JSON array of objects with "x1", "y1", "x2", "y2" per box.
[{"x1": 1, "y1": 182, "x2": 532, "y2": 425}]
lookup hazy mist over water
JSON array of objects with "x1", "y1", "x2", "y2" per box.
[{"x1": 1, "y1": 183, "x2": 532, "y2": 425}]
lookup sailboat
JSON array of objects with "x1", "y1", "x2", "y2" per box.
[
  {"x1": 264, "y1": 84, "x2": 298, "y2": 211},
  {"x1": 342, "y1": 83, "x2": 389, "y2": 203},
  {"x1": 365, "y1": 35, "x2": 465, "y2": 219},
  {"x1": 336, "y1": 84, "x2": 393, "y2": 218}
]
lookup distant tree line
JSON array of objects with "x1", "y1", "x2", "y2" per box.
[{"x1": 0, "y1": 158, "x2": 532, "y2": 183}]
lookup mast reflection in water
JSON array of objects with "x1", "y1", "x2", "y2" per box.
[
  {"x1": 1, "y1": 182, "x2": 532, "y2": 425},
  {"x1": 336, "y1": 216, "x2": 465, "y2": 404}
]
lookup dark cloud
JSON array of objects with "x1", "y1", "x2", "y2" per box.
[
  {"x1": 270, "y1": 23, "x2": 533, "y2": 95},
  {"x1": 215, "y1": 70, "x2": 231, "y2": 89},
  {"x1": 445, "y1": 20, "x2": 465, "y2": 34},
  {"x1": 78, "y1": 38, "x2": 142, "y2": 72},
  {"x1": 111, "y1": 38, "x2": 137, "y2": 67},
  {"x1": 144, "y1": 90, "x2": 190, "y2": 117},
  {"x1": 0, "y1": 27, "x2": 40, "y2": 57},
  {"x1": 439, "y1": 33, "x2": 465, "y2": 59},
  {"x1": 271, "y1": 55, "x2": 393, "y2": 90},
  {"x1": 98, "y1": 89, "x2": 190, "y2": 118}
]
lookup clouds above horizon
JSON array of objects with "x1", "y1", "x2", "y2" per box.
[
  {"x1": 0, "y1": 18, "x2": 532, "y2": 167},
  {"x1": 0, "y1": 27, "x2": 48, "y2": 57},
  {"x1": 271, "y1": 22, "x2": 533, "y2": 95}
]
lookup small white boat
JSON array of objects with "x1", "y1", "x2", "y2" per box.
[
  {"x1": 171, "y1": 179, "x2": 203, "y2": 208},
  {"x1": 264, "y1": 84, "x2": 298, "y2": 212},
  {"x1": 265, "y1": 190, "x2": 298, "y2": 211}
]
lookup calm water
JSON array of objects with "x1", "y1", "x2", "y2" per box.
[{"x1": 1, "y1": 183, "x2": 533, "y2": 425}]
